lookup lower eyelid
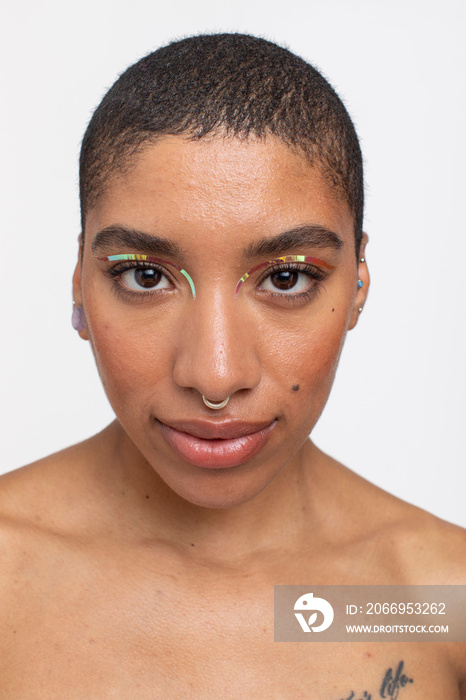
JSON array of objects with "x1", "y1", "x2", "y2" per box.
[
  {"x1": 110, "y1": 285, "x2": 169, "y2": 305},
  {"x1": 263, "y1": 284, "x2": 323, "y2": 307}
]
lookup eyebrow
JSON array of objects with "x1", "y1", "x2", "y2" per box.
[
  {"x1": 92, "y1": 223, "x2": 343, "y2": 262},
  {"x1": 91, "y1": 225, "x2": 183, "y2": 259},
  {"x1": 243, "y1": 225, "x2": 344, "y2": 258}
]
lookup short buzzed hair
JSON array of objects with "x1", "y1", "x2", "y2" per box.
[{"x1": 80, "y1": 33, "x2": 364, "y2": 253}]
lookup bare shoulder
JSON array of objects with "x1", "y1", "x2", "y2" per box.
[
  {"x1": 313, "y1": 446, "x2": 466, "y2": 584},
  {"x1": 382, "y1": 504, "x2": 466, "y2": 683},
  {"x1": 0, "y1": 436, "x2": 97, "y2": 527},
  {"x1": 313, "y1": 449, "x2": 466, "y2": 686},
  {"x1": 0, "y1": 433, "x2": 118, "y2": 649},
  {"x1": 377, "y1": 492, "x2": 466, "y2": 686},
  {"x1": 0, "y1": 432, "x2": 109, "y2": 583},
  {"x1": 367, "y1": 479, "x2": 466, "y2": 586},
  {"x1": 393, "y1": 507, "x2": 466, "y2": 584}
]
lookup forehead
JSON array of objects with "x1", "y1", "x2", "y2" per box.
[{"x1": 85, "y1": 135, "x2": 354, "y2": 255}]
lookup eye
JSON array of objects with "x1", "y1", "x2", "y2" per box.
[
  {"x1": 120, "y1": 266, "x2": 172, "y2": 292},
  {"x1": 259, "y1": 268, "x2": 313, "y2": 295}
]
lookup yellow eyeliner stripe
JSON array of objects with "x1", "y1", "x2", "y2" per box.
[
  {"x1": 234, "y1": 255, "x2": 335, "y2": 297},
  {"x1": 97, "y1": 254, "x2": 196, "y2": 299}
]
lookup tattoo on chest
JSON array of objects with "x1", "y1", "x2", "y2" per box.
[{"x1": 338, "y1": 660, "x2": 414, "y2": 700}]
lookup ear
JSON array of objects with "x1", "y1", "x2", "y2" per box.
[
  {"x1": 72, "y1": 234, "x2": 89, "y2": 341},
  {"x1": 348, "y1": 232, "x2": 370, "y2": 330}
]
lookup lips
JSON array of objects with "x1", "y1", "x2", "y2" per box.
[{"x1": 157, "y1": 418, "x2": 277, "y2": 469}]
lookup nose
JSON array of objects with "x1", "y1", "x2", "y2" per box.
[{"x1": 172, "y1": 290, "x2": 261, "y2": 402}]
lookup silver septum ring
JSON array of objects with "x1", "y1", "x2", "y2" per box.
[{"x1": 202, "y1": 395, "x2": 230, "y2": 410}]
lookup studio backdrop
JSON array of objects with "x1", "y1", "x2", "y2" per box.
[{"x1": 1, "y1": 0, "x2": 465, "y2": 526}]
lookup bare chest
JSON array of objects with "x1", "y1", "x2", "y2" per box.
[{"x1": 0, "y1": 563, "x2": 460, "y2": 699}]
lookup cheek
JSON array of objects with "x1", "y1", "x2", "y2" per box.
[
  {"x1": 267, "y1": 312, "x2": 349, "y2": 424},
  {"x1": 85, "y1": 312, "x2": 174, "y2": 415},
  {"x1": 288, "y1": 324, "x2": 345, "y2": 388}
]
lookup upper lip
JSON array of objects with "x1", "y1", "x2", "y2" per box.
[{"x1": 156, "y1": 418, "x2": 276, "y2": 440}]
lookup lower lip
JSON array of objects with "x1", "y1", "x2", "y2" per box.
[{"x1": 158, "y1": 421, "x2": 276, "y2": 469}]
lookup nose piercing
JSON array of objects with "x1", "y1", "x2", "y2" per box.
[{"x1": 202, "y1": 395, "x2": 230, "y2": 410}]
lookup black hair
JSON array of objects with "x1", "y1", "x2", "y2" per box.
[{"x1": 80, "y1": 33, "x2": 364, "y2": 253}]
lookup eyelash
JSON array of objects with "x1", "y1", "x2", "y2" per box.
[
  {"x1": 257, "y1": 263, "x2": 328, "y2": 305},
  {"x1": 102, "y1": 259, "x2": 329, "y2": 306},
  {"x1": 104, "y1": 260, "x2": 175, "y2": 301}
]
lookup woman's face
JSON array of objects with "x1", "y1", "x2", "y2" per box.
[{"x1": 74, "y1": 135, "x2": 368, "y2": 508}]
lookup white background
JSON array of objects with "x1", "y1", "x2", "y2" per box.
[{"x1": 1, "y1": 0, "x2": 465, "y2": 527}]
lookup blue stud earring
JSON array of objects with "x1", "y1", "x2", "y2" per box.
[{"x1": 357, "y1": 279, "x2": 363, "y2": 288}]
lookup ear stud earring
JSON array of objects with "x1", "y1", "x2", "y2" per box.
[
  {"x1": 360, "y1": 257, "x2": 365, "y2": 263},
  {"x1": 72, "y1": 304, "x2": 85, "y2": 332},
  {"x1": 357, "y1": 279, "x2": 363, "y2": 288}
]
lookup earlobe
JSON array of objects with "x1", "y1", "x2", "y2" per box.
[
  {"x1": 72, "y1": 234, "x2": 89, "y2": 341},
  {"x1": 72, "y1": 303, "x2": 86, "y2": 332}
]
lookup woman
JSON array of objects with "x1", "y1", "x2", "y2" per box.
[{"x1": 1, "y1": 34, "x2": 465, "y2": 698}]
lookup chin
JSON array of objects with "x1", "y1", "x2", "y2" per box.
[{"x1": 160, "y1": 463, "x2": 280, "y2": 511}]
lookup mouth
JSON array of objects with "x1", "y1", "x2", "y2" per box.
[{"x1": 156, "y1": 418, "x2": 277, "y2": 469}]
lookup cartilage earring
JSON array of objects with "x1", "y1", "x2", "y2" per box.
[
  {"x1": 72, "y1": 304, "x2": 85, "y2": 332},
  {"x1": 357, "y1": 279, "x2": 363, "y2": 288}
]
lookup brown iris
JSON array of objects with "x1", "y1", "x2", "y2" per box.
[
  {"x1": 270, "y1": 270, "x2": 299, "y2": 290},
  {"x1": 134, "y1": 268, "x2": 162, "y2": 288}
]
